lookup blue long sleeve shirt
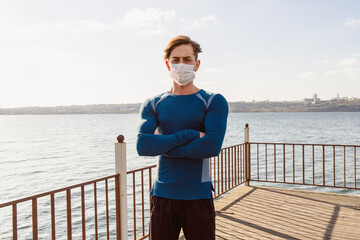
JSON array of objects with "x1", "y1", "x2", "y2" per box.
[{"x1": 136, "y1": 89, "x2": 228, "y2": 200}]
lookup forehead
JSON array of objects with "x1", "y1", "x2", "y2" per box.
[{"x1": 169, "y1": 44, "x2": 195, "y2": 58}]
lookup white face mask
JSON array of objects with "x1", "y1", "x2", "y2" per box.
[{"x1": 169, "y1": 63, "x2": 195, "y2": 86}]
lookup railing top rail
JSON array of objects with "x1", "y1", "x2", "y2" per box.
[
  {"x1": 0, "y1": 174, "x2": 119, "y2": 208},
  {"x1": 127, "y1": 164, "x2": 157, "y2": 174},
  {"x1": 250, "y1": 141, "x2": 360, "y2": 148},
  {"x1": 219, "y1": 144, "x2": 245, "y2": 152}
]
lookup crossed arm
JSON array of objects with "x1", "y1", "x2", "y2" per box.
[
  {"x1": 136, "y1": 95, "x2": 228, "y2": 159},
  {"x1": 163, "y1": 94, "x2": 228, "y2": 159},
  {"x1": 136, "y1": 99, "x2": 201, "y2": 156}
]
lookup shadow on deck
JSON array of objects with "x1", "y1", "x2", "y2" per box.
[{"x1": 214, "y1": 186, "x2": 360, "y2": 240}]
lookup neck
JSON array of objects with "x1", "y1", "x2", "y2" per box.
[{"x1": 170, "y1": 82, "x2": 200, "y2": 95}]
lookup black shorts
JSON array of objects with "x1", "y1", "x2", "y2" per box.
[{"x1": 149, "y1": 196, "x2": 215, "y2": 240}]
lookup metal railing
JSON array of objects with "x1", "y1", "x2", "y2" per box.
[
  {"x1": 1, "y1": 136, "x2": 128, "y2": 240},
  {"x1": 211, "y1": 144, "x2": 246, "y2": 199},
  {"x1": 248, "y1": 142, "x2": 360, "y2": 190},
  {"x1": 0, "y1": 174, "x2": 121, "y2": 240},
  {"x1": 126, "y1": 165, "x2": 156, "y2": 240}
]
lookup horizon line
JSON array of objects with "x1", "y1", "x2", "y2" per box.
[{"x1": 1, "y1": 97, "x2": 360, "y2": 109}]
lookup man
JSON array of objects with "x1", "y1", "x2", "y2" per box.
[{"x1": 136, "y1": 35, "x2": 228, "y2": 240}]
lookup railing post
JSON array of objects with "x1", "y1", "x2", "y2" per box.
[
  {"x1": 244, "y1": 124, "x2": 250, "y2": 186},
  {"x1": 115, "y1": 135, "x2": 128, "y2": 240}
]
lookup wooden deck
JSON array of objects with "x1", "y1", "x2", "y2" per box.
[{"x1": 213, "y1": 186, "x2": 360, "y2": 240}]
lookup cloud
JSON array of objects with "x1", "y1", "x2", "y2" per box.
[
  {"x1": 344, "y1": 17, "x2": 360, "y2": 27},
  {"x1": 325, "y1": 70, "x2": 342, "y2": 75},
  {"x1": 119, "y1": 8, "x2": 176, "y2": 35},
  {"x1": 343, "y1": 67, "x2": 360, "y2": 78},
  {"x1": 324, "y1": 55, "x2": 360, "y2": 78},
  {"x1": 181, "y1": 15, "x2": 219, "y2": 30},
  {"x1": 300, "y1": 71, "x2": 317, "y2": 78},
  {"x1": 338, "y1": 57, "x2": 358, "y2": 67}
]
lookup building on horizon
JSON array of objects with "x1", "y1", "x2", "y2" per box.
[{"x1": 303, "y1": 93, "x2": 321, "y2": 104}]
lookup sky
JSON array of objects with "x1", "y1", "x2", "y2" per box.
[{"x1": 0, "y1": 0, "x2": 359, "y2": 108}]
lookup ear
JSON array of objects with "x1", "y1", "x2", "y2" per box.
[
  {"x1": 165, "y1": 61, "x2": 171, "y2": 71},
  {"x1": 194, "y1": 60, "x2": 200, "y2": 72}
]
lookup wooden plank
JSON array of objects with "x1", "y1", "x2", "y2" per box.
[{"x1": 214, "y1": 186, "x2": 360, "y2": 240}]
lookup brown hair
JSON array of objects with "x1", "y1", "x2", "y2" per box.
[{"x1": 163, "y1": 35, "x2": 202, "y2": 61}]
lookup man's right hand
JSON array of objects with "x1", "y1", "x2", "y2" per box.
[{"x1": 200, "y1": 132, "x2": 205, "y2": 138}]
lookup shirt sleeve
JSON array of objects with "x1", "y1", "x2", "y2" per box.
[
  {"x1": 163, "y1": 94, "x2": 229, "y2": 159},
  {"x1": 136, "y1": 98, "x2": 200, "y2": 156}
]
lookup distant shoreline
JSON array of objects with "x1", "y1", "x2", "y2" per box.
[{"x1": 1, "y1": 100, "x2": 360, "y2": 115}]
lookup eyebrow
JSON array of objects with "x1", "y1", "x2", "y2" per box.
[{"x1": 171, "y1": 56, "x2": 192, "y2": 59}]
